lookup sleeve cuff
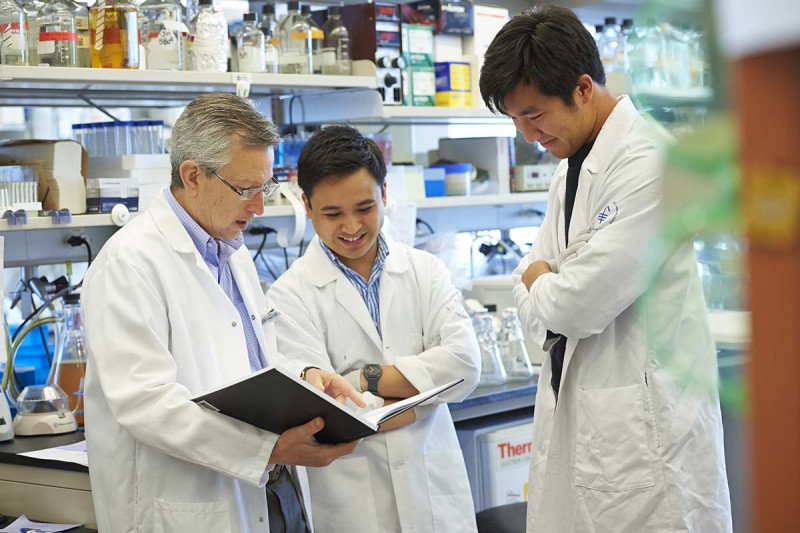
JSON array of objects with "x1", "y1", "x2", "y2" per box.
[
  {"x1": 343, "y1": 368, "x2": 363, "y2": 393},
  {"x1": 393, "y1": 355, "x2": 436, "y2": 394}
]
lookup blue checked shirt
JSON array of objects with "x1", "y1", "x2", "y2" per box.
[
  {"x1": 319, "y1": 234, "x2": 390, "y2": 338},
  {"x1": 164, "y1": 188, "x2": 266, "y2": 371}
]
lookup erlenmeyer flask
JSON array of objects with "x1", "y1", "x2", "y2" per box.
[
  {"x1": 47, "y1": 292, "x2": 87, "y2": 426},
  {"x1": 498, "y1": 308, "x2": 535, "y2": 381},
  {"x1": 474, "y1": 312, "x2": 507, "y2": 387}
]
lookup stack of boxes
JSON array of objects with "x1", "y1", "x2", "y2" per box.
[{"x1": 401, "y1": 24, "x2": 436, "y2": 106}]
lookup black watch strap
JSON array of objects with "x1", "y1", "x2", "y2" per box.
[{"x1": 363, "y1": 363, "x2": 382, "y2": 395}]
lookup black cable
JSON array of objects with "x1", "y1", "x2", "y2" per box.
[
  {"x1": 298, "y1": 239, "x2": 305, "y2": 257},
  {"x1": 282, "y1": 247, "x2": 290, "y2": 270},
  {"x1": 14, "y1": 369, "x2": 25, "y2": 391},
  {"x1": 250, "y1": 228, "x2": 279, "y2": 280},
  {"x1": 29, "y1": 301, "x2": 53, "y2": 367},
  {"x1": 416, "y1": 218, "x2": 435, "y2": 235},
  {"x1": 11, "y1": 284, "x2": 75, "y2": 344}
]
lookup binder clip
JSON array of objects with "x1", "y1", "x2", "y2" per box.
[
  {"x1": 2, "y1": 209, "x2": 28, "y2": 226},
  {"x1": 46, "y1": 209, "x2": 73, "y2": 225}
]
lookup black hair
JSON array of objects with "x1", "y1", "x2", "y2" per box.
[
  {"x1": 479, "y1": 5, "x2": 605, "y2": 113},
  {"x1": 297, "y1": 125, "x2": 387, "y2": 200}
]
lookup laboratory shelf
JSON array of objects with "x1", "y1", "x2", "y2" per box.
[
  {"x1": 635, "y1": 86, "x2": 714, "y2": 108},
  {"x1": 415, "y1": 192, "x2": 548, "y2": 209},
  {"x1": 449, "y1": 379, "x2": 538, "y2": 422},
  {"x1": 0, "y1": 65, "x2": 378, "y2": 107},
  {"x1": 376, "y1": 106, "x2": 513, "y2": 125}
]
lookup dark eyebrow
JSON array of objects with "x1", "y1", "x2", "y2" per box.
[
  {"x1": 321, "y1": 199, "x2": 376, "y2": 211},
  {"x1": 516, "y1": 106, "x2": 542, "y2": 117}
]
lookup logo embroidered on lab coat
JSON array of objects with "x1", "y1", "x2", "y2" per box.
[{"x1": 592, "y1": 202, "x2": 619, "y2": 231}]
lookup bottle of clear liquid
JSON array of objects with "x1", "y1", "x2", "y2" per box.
[
  {"x1": 236, "y1": 12, "x2": 264, "y2": 72},
  {"x1": 90, "y1": 0, "x2": 139, "y2": 68},
  {"x1": 18, "y1": 0, "x2": 40, "y2": 65},
  {"x1": 140, "y1": 0, "x2": 183, "y2": 70},
  {"x1": 259, "y1": 3, "x2": 278, "y2": 73},
  {"x1": 67, "y1": 0, "x2": 89, "y2": 67},
  {"x1": 474, "y1": 312, "x2": 507, "y2": 387},
  {"x1": 497, "y1": 308, "x2": 535, "y2": 382},
  {"x1": 37, "y1": 0, "x2": 76, "y2": 67},
  {"x1": 300, "y1": 4, "x2": 322, "y2": 74},
  {"x1": 47, "y1": 293, "x2": 88, "y2": 427},
  {"x1": 321, "y1": 6, "x2": 350, "y2": 75},
  {"x1": 619, "y1": 18, "x2": 634, "y2": 73},
  {"x1": 187, "y1": 0, "x2": 227, "y2": 72},
  {"x1": 599, "y1": 17, "x2": 621, "y2": 73},
  {"x1": 0, "y1": 0, "x2": 28, "y2": 65},
  {"x1": 278, "y1": 1, "x2": 311, "y2": 74}
]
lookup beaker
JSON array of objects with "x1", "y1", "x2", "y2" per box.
[{"x1": 47, "y1": 292, "x2": 87, "y2": 426}]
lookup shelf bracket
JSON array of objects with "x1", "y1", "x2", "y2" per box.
[
  {"x1": 2, "y1": 209, "x2": 28, "y2": 226},
  {"x1": 79, "y1": 94, "x2": 121, "y2": 122}
]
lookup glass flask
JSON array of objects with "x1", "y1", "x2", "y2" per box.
[
  {"x1": 474, "y1": 312, "x2": 507, "y2": 387},
  {"x1": 321, "y1": 6, "x2": 350, "y2": 75},
  {"x1": 300, "y1": 4, "x2": 321, "y2": 74},
  {"x1": 497, "y1": 308, "x2": 535, "y2": 381},
  {"x1": 47, "y1": 293, "x2": 88, "y2": 427},
  {"x1": 236, "y1": 12, "x2": 264, "y2": 72},
  {"x1": 258, "y1": 3, "x2": 278, "y2": 73},
  {"x1": 37, "y1": 0, "x2": 76, "y2": 66},
  {"x1": 89, "y1": 0, "x2": 139, "y2": 68},
  {"x1": 18, "y1": 0, "x2": 40, "y2": 65},
  {"x1": 140, "y1": 0, "x2": 183, "y2": 70},
  {"x1": 67, "y1": 0, "x2": 89, "y2": 66},
  {"x1": 187, "y1": 0, "x2": 227, "y2": 72},
  {"x1": 278, "y1": 0, "x2": 311, "y2": 74},
  {"x1": 0, "y1": 0, "x2": 28, "y2": 65}
]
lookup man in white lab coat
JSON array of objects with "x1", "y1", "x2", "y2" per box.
[
  {"x1": 81, "y1": 93, "x2": 365, "y2": 533},
  {"x1": 479, "y1": 6, "x2": 732, "y2": 533},
  {"x1": 268, "y1": 125, "x2": 481, "y2": 533}
]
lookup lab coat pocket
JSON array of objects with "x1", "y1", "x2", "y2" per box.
[
  {"x1": 153, "y1": 498, "x2": 231, "y2": 533},
  {"x1": 424, "y1": 450, "x2": 478, "y2": 533},
  {"x1": 574, "y1": 384, "x2": 655, "y2": 491},
  {"x1": 307, "y1": 456, "x2": 380, "y2": 533}
]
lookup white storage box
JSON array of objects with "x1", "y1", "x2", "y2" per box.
[{"x1": 478, "y1": 422, "x2": 534, "y2": 508}]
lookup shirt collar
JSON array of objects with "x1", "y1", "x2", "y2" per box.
[
  {"x1": 163, "y1": 188, "x2": 244, "y2": 266},
  {"x1": 319, "y1": 233, "x2": 390, "y2": 284}
]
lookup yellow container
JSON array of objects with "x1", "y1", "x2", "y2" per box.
[{"x1": 436, "y1": 91, "x2": 472, "y2": 107}]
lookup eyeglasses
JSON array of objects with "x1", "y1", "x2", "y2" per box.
[{"x1": 212, "y1": 171, "x2": 281, "y2": 201}]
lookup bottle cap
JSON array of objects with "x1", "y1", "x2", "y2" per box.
[{"x1": 243, "y1": 12, "x2": 256, "y2": 21}]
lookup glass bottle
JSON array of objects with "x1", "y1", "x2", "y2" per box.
[
  {"x1": 47, "y1": 293, "x2": 88, "y2": 427},
  {"x1": 259, "y1": 2, "x2": 278, "y2": 72},
  {"x1": 236, "y1": 12, "x2": 264, "y2": 72},
  {"x1": 0, "y1": 0, "x2": 28, "y2": 65},
  {"x1": 18, "y1": 0, "x2": 40, "y2": 65},
  {"x1": 67, "y1": 0, "x2": 89, "y2": 67},
  {"x1": 37, "y1": 0, "x2": 76, "y2": 67},
  {"x1": 321, "y1": 6, "x2": 350, "y2": 75},
  {"x1": 140, "y1": 0, "x2": 183, "y2": 70},
  {"x1": 474, "y1": 312, "x2": 507, "y2": 387},
  {"x1": 300, "y1": 4, "x2": 322, "y2": 74},
  {"x1": 90, "y1": 0, "x2": 139, "y2": 68},
  {"x1": 497, "y1": 308, "x2": 535, "y2": 382},
  {"x1": 278, "y1": 0, "x2": 311, "y2": 74},
  {"x1": 187, "y1": 0, "x2": 227, "y2": 72},
  {"x1": 599, "y1": 16, "x2": 621, "y2": 73}
]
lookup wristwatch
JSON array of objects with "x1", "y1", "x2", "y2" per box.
[{"x1": 362, "y1": 364, "x2": 382, "y2": 395}]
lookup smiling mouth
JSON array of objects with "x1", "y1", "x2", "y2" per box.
[
  {"x1": 540, "y1": 138, "x2": 556, "y2": 147},
  {"x1": 338, "y1": 233, "x2": 366, "y2": 246}
]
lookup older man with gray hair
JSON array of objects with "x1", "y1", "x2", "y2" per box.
[{"x1": 82, "y1": 93, "x2": 364, "y2": 533}]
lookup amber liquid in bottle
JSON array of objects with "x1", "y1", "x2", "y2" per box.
[
  {"x1": 90, "y1": 4, "x2": 139, "y2": 68},
  {"x1": 52, "y1": 360, "x2": 87, "y2": 426}
]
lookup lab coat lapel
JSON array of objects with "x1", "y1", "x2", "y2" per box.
[{"x1": 305, "y1": 237, "x2": 384, "y2": 351}]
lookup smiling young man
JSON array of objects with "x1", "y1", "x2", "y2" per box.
[
  {"x1": 268, "y1": 125, "x2": 481, "y2": 533},
  {"x1": 480, "y1": 6, "x2": 732, "y2": 533}
]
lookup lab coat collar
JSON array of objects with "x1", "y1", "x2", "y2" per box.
[
  {"x1": 583, "y1": 95, "x2": 639, "y2": 175},
  {"x1": 149, "y1": 188, "x2": 203, "y2": 255},
  {"x1": 304, "y1": 233, "x2": 410, "y2": 288}
]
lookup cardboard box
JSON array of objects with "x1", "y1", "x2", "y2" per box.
[
  {"x1": 0, "y1": 139, "x2": 87, "y2": 214},
  {"x1": 463, "y1": 5, "x2": 509, "y2": 108},
  {"x1": 86, "y1": 178, "x2": 139, "y2": 214},
  {"x1": 402, "y1": 24, "x2": 434, "y2": 67},
  {"x1": 436, "y1": 91, "x2": 472, "y2": 107},
  {"x1": 435, "y1": 61, "x2": 471, "y2": 107},
  {"x1": 406, "y1": 66, "x2": 436, "y2": 106},
  {"x1": 402, "y1": 0, "x2": 474, "y2": 35}
]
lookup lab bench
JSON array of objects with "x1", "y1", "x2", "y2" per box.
[{"x1": 0, "y1": 383, "x2": 537, "y2": 529}]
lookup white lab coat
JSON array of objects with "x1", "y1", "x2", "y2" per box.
[
  {"x1": 513, "y1": 96, "x2": 732, "y2": 532},
  {"x1": 82, "y1": 192, "x2": 314, "y2": 533},
  {"x1": 268, "y1": 236, "x2": 480, "y2": 533}
]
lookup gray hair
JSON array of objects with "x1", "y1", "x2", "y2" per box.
[{"x1": 170, "y1": 93, "x2": 280, "y2": 187}]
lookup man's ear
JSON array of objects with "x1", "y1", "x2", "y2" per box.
[
  {"x1": 179, "y1": 160, "x2": 202, "y2": 197},
  {"x1": 302, "y1": 193, "x2": 313, "y2": 218},
  {"x1": 574, "y1": 74, "x2": 595, "y2": 106}
]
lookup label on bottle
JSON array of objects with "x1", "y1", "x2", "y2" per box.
[
  {"x1": 320, "y1": 48, "x2": 336, "y2": 67},
  {"x1": 280, "y1": 51, "x2": 310, "y2": 74},
  {"x1": 0, "y1": 22, "x2": 25, "y2": 54},
  {"x1": 75, "y1": 16, "x2": 89, "y2": 31},
  {"x1": 91, "y1": 26, "x2": 121, "y2": 46},
  {"x1": 238, "y1": 45, "x2": 265, "y2": 73},
  {"x1": 146, "y1": 28, "x2": 180, "y2": 69}
]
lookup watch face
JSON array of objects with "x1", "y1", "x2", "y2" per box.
[{"x1": 364, "y1": 364, "x2": 381, "y2": 377}]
